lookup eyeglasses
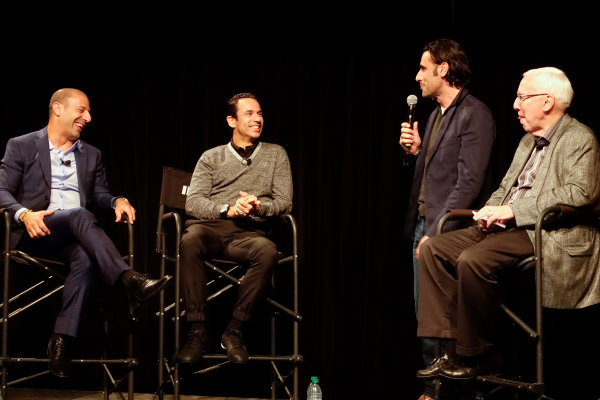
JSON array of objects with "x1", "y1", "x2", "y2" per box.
[{"x1": 515, "y1": 93, "x2": 548, "y2": 103}]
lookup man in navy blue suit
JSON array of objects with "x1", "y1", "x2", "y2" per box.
[{"x1": 0, "y1": 88, "x2": 172, "y2": 378}]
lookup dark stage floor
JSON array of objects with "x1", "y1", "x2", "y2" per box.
[{"x1": 2, "y1": 387, "x2": 270, "y2": 400}]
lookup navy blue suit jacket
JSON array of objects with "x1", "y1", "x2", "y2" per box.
[
  {"x1": 403, "y1": 89, "x2": 496, "y2": 240},
  {"x1": 0, "y1": 127, "x2": 115, "y2": 248}
]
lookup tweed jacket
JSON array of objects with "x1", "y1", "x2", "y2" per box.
[{"x1": 486, "y1": 114, "x2": 600, "y2": 308}]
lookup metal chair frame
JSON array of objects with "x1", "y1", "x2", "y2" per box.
[
  {"x1": 1, "y1": 208, "x2": 138, "y2": 400},
  {"x1": 155, "y1": 166, "x2": 302, "y2": 400},
  {"x1": 435, "y1": 204, "x2": 600, "y2": 400}
]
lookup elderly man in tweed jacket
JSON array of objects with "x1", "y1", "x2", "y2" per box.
[{"x1": 415, "y1": 67, "x2": 600, "y2": 381}]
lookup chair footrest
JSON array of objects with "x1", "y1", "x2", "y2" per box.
[
  {"x1": 476, "y1": 375, "x2": 545, "y2": 395},
  {"x1": 199, "y1": 353, "x2": 303, "y2": 363},
  {"x1": 1, "y1": 356, "x2": 138, "y2": 367}
]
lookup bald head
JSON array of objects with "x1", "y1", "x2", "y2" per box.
[{"x1": 49, "y1": 88, "x2": 88, "y2": 117}]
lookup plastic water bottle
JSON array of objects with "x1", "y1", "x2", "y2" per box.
[{"x1": 307, "y1": 376, "x2": 322, "y2": 400}]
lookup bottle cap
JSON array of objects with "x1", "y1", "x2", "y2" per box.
[{"x1": 311, "y1": 376, "x2": 319, "y2": 383}]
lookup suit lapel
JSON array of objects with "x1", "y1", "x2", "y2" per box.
[
  {"x1": 75, "y1": 143, "x2": 88, "y2": 207},
  {"x1": 498, "y1": 116, "x2": 570, "y2": 204},
  {"x1": 426, "y1": 89, "x2": 468, "y2": 163},
  {"x1": 35, "y1": 129, "x2": 51, "y2": 188},
  {"x1": 529, "y1": 115, "x2": 570, "y2": 193}
]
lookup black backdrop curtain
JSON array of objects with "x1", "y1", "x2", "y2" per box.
[{"x1": 2, "y1": 3, "x2": 598, "y2": 399}]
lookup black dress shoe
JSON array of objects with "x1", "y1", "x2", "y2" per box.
[
  {"x1": 221, "y1": 329, "x2": 248, "y2": 364},
  {"x1": 178, "y1": 329, "x2": 208, "y2": 364},
  {"x1": 417, "y1": 352, "x2": 453, "y2": 379},
  {"x1": 47, "y1": 334, "x2": 72, "y2": 378},
  {"x1": 127, "y1": 272, "x2": 172, "y2": 302},
  {"x1": 439, "y1": 353, "x2": 502, "y2": 379}
]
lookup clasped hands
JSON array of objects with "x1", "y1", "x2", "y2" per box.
[
  {"x1": 227, "y1": 191, "x2": 261, "y2": 218},
  {"x1": 473, "y1": 205, "x2": 514, "y2": 232}
]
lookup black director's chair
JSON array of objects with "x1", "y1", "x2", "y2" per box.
[
  {"x1": 434, "y1": 204, "x2": 600, "y2": 400},
  {"x1": 155, "y1": 166, "x2": 302, "y2": 400},
  {"x1": 1, "y1": 207, "x2": 138, "y2": 400}
]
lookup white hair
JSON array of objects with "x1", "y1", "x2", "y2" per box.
[{"x1": 523, "y1": 67, "x2": 573, "y2": 110}]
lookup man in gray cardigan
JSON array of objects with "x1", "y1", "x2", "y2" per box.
[
  {"x1": 178, "y1": 93, "x2": 293, "y2": 364},
  {"x1": 416, "y1": 67, "x2": 600, "y2": 380}
]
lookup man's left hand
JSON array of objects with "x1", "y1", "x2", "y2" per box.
[{"x1": 115, "y1": 198, "x2": 136, "y2": 223}]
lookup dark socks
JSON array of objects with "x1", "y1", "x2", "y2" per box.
[
  {"x1": 226, "y1": 318, "x2": 243, "y2": 332},
  {"x1": 190, "y1": 322, "x2": 206, "y2": 332}
]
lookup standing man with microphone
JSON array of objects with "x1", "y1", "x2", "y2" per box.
[{"x1": 399, "y1": 38, "x2": 496, "y2": 400}]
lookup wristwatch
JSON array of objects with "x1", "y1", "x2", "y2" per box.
[{"x1": 219, "y1": 204, "x2": 229, "y2": 218}]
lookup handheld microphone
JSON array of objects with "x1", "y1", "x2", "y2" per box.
[
  {"x1": 405, "y1": 94, "x2": 418, "y2": 147},
  {"x1": 61, "y1": 159, "x2": 71, "y2": 166}
]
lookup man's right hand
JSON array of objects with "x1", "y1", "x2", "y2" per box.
[
  {"x1": 399, "y1": 121, "x2": 422, "y2": 155},
  {"x1": 22, "y1": 209, "x2": 55, "y2": 238},
  {"x1": 228, "y1": 191, "x2": 261, "y2": 218}
]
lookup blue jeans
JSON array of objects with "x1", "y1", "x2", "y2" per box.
[{"x1": 413, "y1": 217, "x2": 438, "y2": 396}]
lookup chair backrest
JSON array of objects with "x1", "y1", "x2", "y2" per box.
[{"x1": 160, "y1": 166, "x2": 193, "y2": 211}]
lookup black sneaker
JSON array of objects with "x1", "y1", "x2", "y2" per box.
[
  {"x1": 221, "y1": 329, "x2": 249, "y2": 364},
  {"x1": 178, "y1": 329, "x2": 208, "y2": 364}
]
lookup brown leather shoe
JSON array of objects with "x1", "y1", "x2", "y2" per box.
[
  {"x1": 47, "y1": 334, "x2": 72, "y2": 378},
  {"x1": 417, "y1": 352, "x2": 452, "y2": 379},
  {"x1": 418, "y1": 395, "x2": 436, "y2": 400},
  {"x1": 439, "y1": 353, "x2": 502, "y2": 379}
]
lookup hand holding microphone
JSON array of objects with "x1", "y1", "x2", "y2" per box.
[
  {"x1": 399, "y1": 94, "x2": 421, "y2": 153},
  {"x1": 406, "y1": 94, "x2": 418, "y2": 129}
]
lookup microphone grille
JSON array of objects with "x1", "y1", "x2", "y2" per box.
[{"x1": 407, "y1": 94, "x2": 418, "y2": 106}]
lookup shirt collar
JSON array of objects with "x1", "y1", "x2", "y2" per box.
[
  {"x1": 231, "y1": 140, "x2": 259, "y2": 159},
  {"x1": 48, "y1": 139, "x2": 81, "y2": 154},
  {"x1": 535, "y1": 114, "x2": 564, "y2": 149},
  {"x1": 439, "y1": 88, "x2": 463, "y2": 115}
]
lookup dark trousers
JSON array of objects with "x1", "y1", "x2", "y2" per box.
[
  {"x1": 179, "y1": 219, "x2": 279, "y2": 323},
  {"x1": 15, "y1": 208, "x2": 131, "y2": 337},
  {"x1": 417, "y1": 225, "x2": 533, "y2": 356}
]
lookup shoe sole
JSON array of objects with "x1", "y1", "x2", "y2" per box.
[
  {"x1": 220, "y1": 343, "x2": 249, "y2": 364},
  {"x1": 49, "y1": 366, "x2": 71, "y2": 378},
  {"x1": 135, "y1": 275, "x2": 173, "y2": 302}
]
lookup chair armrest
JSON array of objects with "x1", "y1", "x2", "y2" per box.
[
  {"x1": 436, "y1": 209, "x2": 476, "y2": 235},
  {"x1": 2, "y1": 208, "x2": 9, "y2": 256},
  {"x1": 155, "y1": 208, "x2": 184, "y2": 253},
  {"x1": 556, "y1": 203, "x2": 600, "y2": 221}
]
